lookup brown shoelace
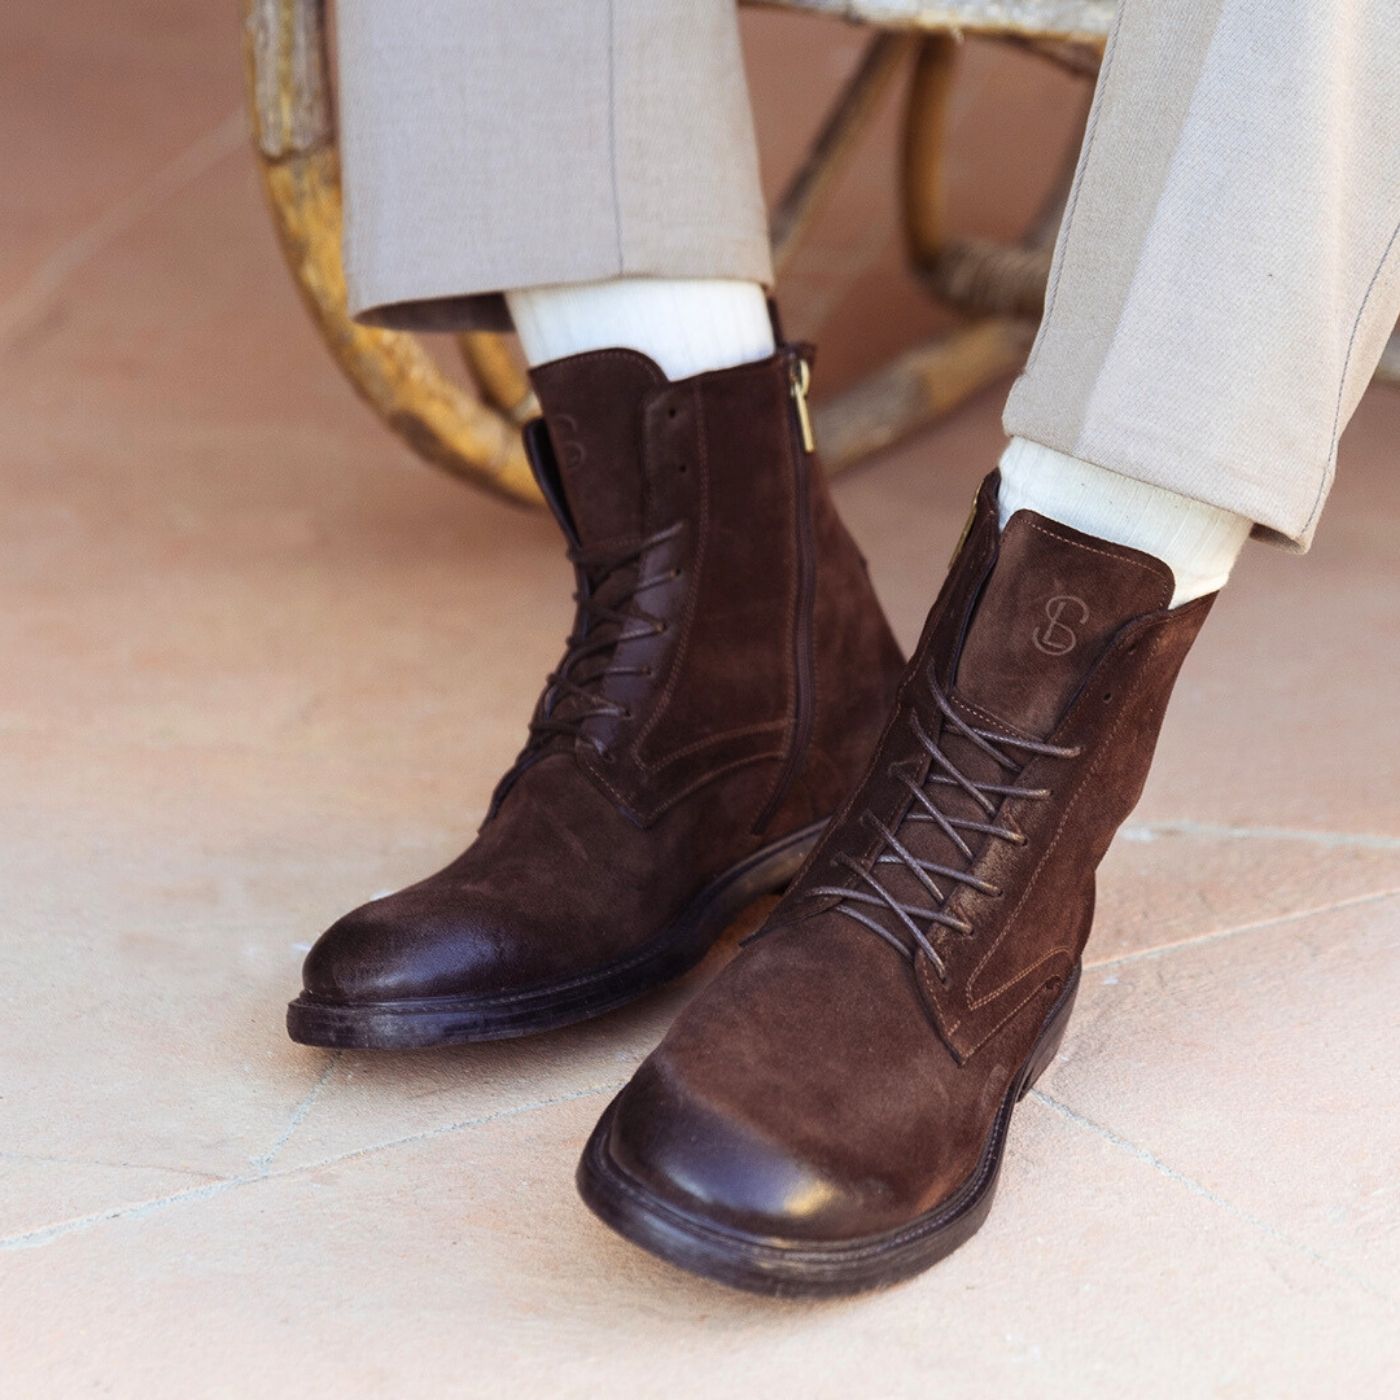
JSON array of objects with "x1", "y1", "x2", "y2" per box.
[
  {"x1": 525, "y1": 522, "x2": 683, "y2": 758},
  {"x1": 805, "y1": 683, "x2": 1080, "y2": 981}
]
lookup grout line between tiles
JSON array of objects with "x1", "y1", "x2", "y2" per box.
[
  {"x1": 1085, "y1": 886, "x2": 1400, "y2": 973},
  {"x1": 1120, "y1": 820, "x2": 1400, "y2": 852},
  {"x1": 249, "y1": 1053, "x2": 343, "y2": 1175},
  {"x1": 0, "y1": 108, "x2": 246, "y2": 349},
  {"x1": 0, "y1": 1078, "x2": 626, "y2": 1253},
  {"x1": 1026, "y1": 1089, "x2": 1395, "y2": 1309}
]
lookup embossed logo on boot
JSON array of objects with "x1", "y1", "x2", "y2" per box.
[
  {"x1": 1033, "y1": 594, "x2": 1089, "y2": 656},
  {"x1": 554, "y1": 414, "x2": 586, "y2": 469}
]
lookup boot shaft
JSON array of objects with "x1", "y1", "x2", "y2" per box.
[
  {"x1": 779, "y1": 471, "x2": 1213, "y2": 1060},
  {"x1": 519, "y1": 347, "x2": 903, "y2": 829}
]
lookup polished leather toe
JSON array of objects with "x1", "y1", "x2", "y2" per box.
[
  {"x1": 593, "y1": 918, "x2": 1018, "y2": 1243},
  {"x1": 605, "y1": 1059, "x2": 884, "y2": 1243},
  {"x1": 300, "y1": 886, "x2": 531, "y2": 1004}
]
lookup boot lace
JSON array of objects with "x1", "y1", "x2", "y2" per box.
[
  {"x1": 527, "y1": 522, "x2": 683, "y2": 757},
  {"x1": 806, "y1": 682, "x2": 1081, "y2": 982}
]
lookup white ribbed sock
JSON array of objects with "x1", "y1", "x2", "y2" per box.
[
  {"x1": 997, "y1": 437, "x2": 1251, "y2": 607},
  {"x1": 506, "y1": 277, "x2": 775, "y2": 381}
]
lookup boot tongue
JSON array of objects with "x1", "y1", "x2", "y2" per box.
[
  {"x1": 952, "y1": 510, "x2": 1176, "y2": 737},
  {"x1": 528, "y1": 349, "x2": 669, "y2": 545}
]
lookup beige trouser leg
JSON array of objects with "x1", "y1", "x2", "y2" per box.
[
  {"x1": 334, "y1": 0, "x2": 771, "y2": 334},
  {"x1": 339, "y1": 0, "x2": 1398, "y2": 543},
  {"x1": 1004, "y1": 0, "x2": 1400, "y2": 548}
]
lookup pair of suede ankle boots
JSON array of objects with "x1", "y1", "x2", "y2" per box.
[{"x1": 286, "y1": 343, "x2": 1212, "y2": 1297}]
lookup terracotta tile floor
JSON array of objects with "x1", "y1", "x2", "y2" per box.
[{"x1": 3, "y1": 5, "x2": 1398, "y2": 1395}]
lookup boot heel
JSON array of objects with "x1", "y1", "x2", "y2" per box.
[{"x1": 1018, "y1": 964, "x2": 1080, "y2": 1101}]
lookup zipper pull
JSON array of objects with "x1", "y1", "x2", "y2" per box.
[{"x1": 789, "y1": 354, "x2": 815, "y2": 455}]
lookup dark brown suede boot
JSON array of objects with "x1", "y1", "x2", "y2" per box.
[
  {"x1": 287, "y1": 347, "x2": 904, "y2": 1048},
  {"x1": 578, "y1": 470, "x2": 1214, "y2": 1295}
]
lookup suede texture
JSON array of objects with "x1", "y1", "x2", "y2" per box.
[
  {"x1": 599, "y1": 472, "x2": 1214, "y2": 1242},
  {"x1": 300, "y1": 348, "x2": 903, "y2": 1007}
]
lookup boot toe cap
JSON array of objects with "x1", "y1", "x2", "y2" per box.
[
  {"x1": 300, "y1": 890, "x2": 520, "y2": 1004},
  {"x1": 602, "y1": 1060, "x2": 893, "y2": 1244}
]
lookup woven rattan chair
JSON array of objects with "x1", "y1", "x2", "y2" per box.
[{"x1": 242, "y1": 0, "x2": 1398, "y2": 506}]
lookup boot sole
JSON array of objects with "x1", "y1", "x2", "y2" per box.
[
  {"x1": 285, "y1": 820, "x2": 827, "y2": 1050},
  {"x1": 576, "y1": 964, "x2": 1080, "y2": 1297}
]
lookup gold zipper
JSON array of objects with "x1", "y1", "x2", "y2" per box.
[{"x1": 789, "y1": 355, "x2": 815, "y2": 454}]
